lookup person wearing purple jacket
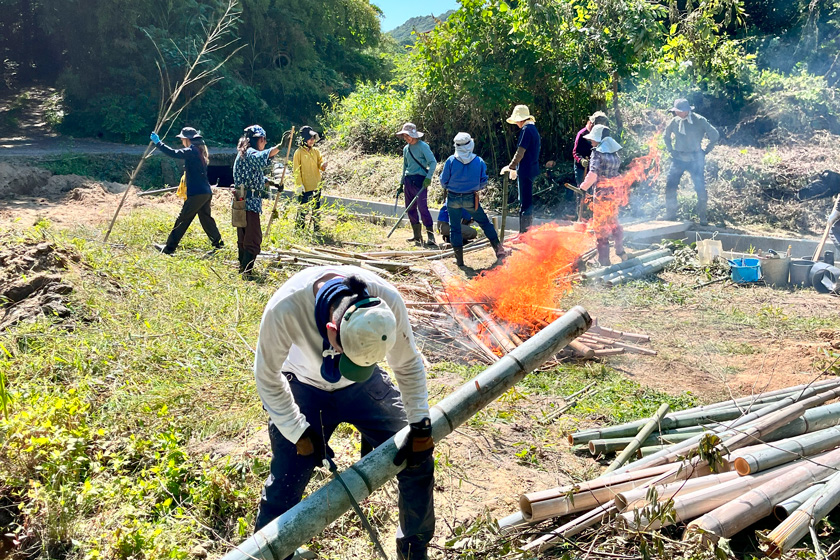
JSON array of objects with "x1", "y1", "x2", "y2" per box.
[
  {"x1": 439, "y1": 132, "x2": 505, "y2": 268},
  {"x1": 573, "y1": 111, "x2": 609, "y2": 186}
]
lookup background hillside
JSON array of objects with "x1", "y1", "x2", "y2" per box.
[{"x1": 386, "y1": 10, "x2": 455, "y2": 46}]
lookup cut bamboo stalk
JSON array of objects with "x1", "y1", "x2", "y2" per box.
[
  {"x1": 684, "y1": 446, "x2": 840, "y2": 544},
  {"x1": 568, "y1": 340, "x2": 595, "y2": 358},
  {"x1": 603, "y1": 256, "x2": 675, "y2": 286},
  {"x1": 521, "y1": 462, "x2": 717, "y2": 508},
  {"x1": 773, "y1": 483, "x2": 824, "y2": 521},
  {"x1": 603, "y1": 403, "x2": 670, "y2": 474},
  {"x1": 615, "y1": 470, "x2": 741, "y2": 511},
  {"x1": 610, "y1": 340, "x2": 658, "y2": 356},
  {"x1": 621, "y1": 461, "x2": 802, "y2": 531},
  {"x1": 521, "y1": 474, "x2": 659, "y2": 521},
  {"x1": 732, "y1": 425, "x2": 840, "y2": 475},
  {"x1": 765, "y1": 470, "x2": 840, "y2": 557},
  {"x1": 613, "y1": 385, "x2": 840, "y2": 475},
  {"x1": 589, "y1": 323, "x2": 651, "y2": 342},
  {"x1": 581, "y1": 249, "x2": 671, "y2": 280},
  {"x1": 594, "y1": 348, "x2": 624, "y2": 356},
  {"x1": 522, "y1": 504, "x2": 616, "y2": 553},
  {"x1": 588, "y1": 431, "x2": 699, "y2": 455}
]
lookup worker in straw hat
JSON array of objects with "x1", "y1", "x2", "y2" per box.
[
  {"x1": 253, "y1": 267, "x2": 435, "y2": 560},
  {"x1": 395, "y1": 123, "x2": 438, "y2": 247},
  {"x1": 663, "y1": 98, "x2": 719, "y2": 225},
  {"x1": 579, "y1": 124, "x2": 628, "y2": 266},
  {"x1": 439, "y1": 132, "x2": 506, "y2": 267},
  {"x1": 501, "y1": 105, "x2": 541, "y2": 233}
]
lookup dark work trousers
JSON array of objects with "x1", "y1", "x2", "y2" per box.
[
  {"x1": 254, "y1": 369, "x2": 435, "y2": 560},
  {"x1": 236, "y1": 211, "x2": 262, "y2": 256},
  {"x1": 437, "y1": 221, "x2": 477, "y2": 244},
  {"x1": 163, "y1": 193, "x2": 222, "y2": 253},
  {"x1": 295, "y1": 190, "x2": 322, "y2": 232},
  {"x1": 403, "y1": 174, "x2": 433, "y2": 229},
  {"x1": 665, "y1": 152, "x2": 707, "y2": 220},
  {"x1": 446, "y1": 192, "x2": 499, "y2": 249},
  {"x1": 518, "y1": 173, "x2": 534, "y2": 217}
]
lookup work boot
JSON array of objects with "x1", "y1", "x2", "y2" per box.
[
  {"x1": 241, "y1": 251, "x2": 257, "y2": 280},
  {"x1": 453, "y1": 246, "x2": 465, "y2": 267},
  {"x1": 425, "y1": 229, "x2": 437, "y2": 248},
  {"x1": 519, "y1": 214, "x2": 532, "y2": 234},
  {"x1": 238, "y1": 248, "x2": 246, "y2": 273},
  {"x1": 396, "y1": 539, "x2": 428, "y2": 560},
  {"x1": 490, "y1": 239, "x2": 505, "y2": 259},
  {"x1": 154, "y1": 243, "x2": 174, "y2": 255},
  {"x1": 407, "y1": 223, "x2": 422, "y2": 244}
]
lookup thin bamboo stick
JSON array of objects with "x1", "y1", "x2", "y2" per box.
[
  {"x1": 521, "y1": 504, "x2": 616, "y2": 553},
  {"x1": 603, "y1": 403, "x2": 670, "y2": 474},
  {"x1": 263, "y1": 126, "x2": 296, "y2": 237}
]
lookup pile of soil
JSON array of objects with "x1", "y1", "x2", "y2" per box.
[{"x1": 0, "y1": 240, "x2": 79, "y2": 330}]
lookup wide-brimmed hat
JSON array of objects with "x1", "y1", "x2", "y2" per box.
[
  {"x1": 588, "y1": 111, "x2": 609, "y2": 125},
  {"x1": 453, "y1": 132, "x2": 473, "y2": 146},
  {"x1": 395, "y1": 122, "x2": 424, "y2": 139},
  {"x1": 338, "y1": 297, "x2": 397, "y2": 382},
  {"x1": 584, "y1": 124, "x2": 622, "y2": 154},
  {"x1": 176, "y1": 127, "x2": 202, "y2": 140},
  {"x1": 506, "y1": 105, "x2": 535, "y2": 124},
  {"x1": 300, "y1": 125, "x2": 320, "y2": 143},
  {"x1": 244, "y1": 125, "x2": 267, "y2": 138},
  {"x1": 670, "y1": 98, "x2": 694, "y2": 113}
]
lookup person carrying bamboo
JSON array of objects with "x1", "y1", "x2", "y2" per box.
[
  {"x1": 253, "y1": 267, "x2": 435, "y2": 560},
  {"x1": 150, "y1": 127, "x2": 223, "y2": 255},
  {"x1": 395, "y1": 123, "x2": 437, "y2": 247},
  {"x1": 292, "y1": 126, "x2": 326, "y2": 235},
  {"x1": 439, "y1": 132, "x2": 505, "y2": 267},
  {"x1": 233, "y1": 125, "x2": 282, "y2": 278},
  {"x1": 579, "y1": 124, "x2": 627, "y2": 266},
  {"x1": 500, "y1": 105, "x2": 541, "y2": 233}
]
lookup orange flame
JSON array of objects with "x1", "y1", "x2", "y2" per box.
[
  {"x1": 445, "y1": 223, "x2": 595, "y2": 331},
  {"x1": 588, "y1": 137, "x2": 661, "y2": 237}
]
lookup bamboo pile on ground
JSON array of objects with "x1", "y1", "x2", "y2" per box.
[{"x1": 501, "y1": 379, "x2": 840, "y2": 556}]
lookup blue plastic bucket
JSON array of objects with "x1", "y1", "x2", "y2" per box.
[{"x1": 729, "y1": 258, "x2": 761, "y2": 283}]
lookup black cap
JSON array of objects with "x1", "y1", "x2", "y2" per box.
[{"x1": 176, "y1": 127, "x2": 203, "y2": 140}]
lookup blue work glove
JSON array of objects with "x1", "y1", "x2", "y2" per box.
[
  {"x1": 423, "y1": 178, "x2": 431, "y2": 188},
  {"x1": 393, "y1": 418, "x2": 434, "y2": 468},
  {"x1": 150, "y1": 132, "x2": 161, "y2": 144}
]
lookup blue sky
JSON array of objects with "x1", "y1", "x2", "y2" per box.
[{"x1": 374, "y1": 0, "x2": 459, "y2": 32}]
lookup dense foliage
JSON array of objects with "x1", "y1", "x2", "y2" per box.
[
  {"x1": 0, "y1": 0, "x2": 388, "y2": 143},
  {"x1": 386, "y1": 10, "x2": 455, "y2": 46}
]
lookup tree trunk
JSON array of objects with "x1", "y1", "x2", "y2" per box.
[{"x1": 612, "y1": 72, "x2": 623, "y2": 138}]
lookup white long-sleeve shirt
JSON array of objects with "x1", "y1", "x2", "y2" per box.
[{"x1": 253, "y1": 265, "x2": 430, "y2": 444}]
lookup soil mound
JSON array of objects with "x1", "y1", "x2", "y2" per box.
[{"x1": 0, "y1": 240, "x2": 80, "y2": 330}]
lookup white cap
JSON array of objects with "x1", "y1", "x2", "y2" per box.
[{"x1": 338, "y1": 298, "x2": 397, "y2": 381}]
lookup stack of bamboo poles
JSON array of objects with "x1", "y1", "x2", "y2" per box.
[
  {"x1": 578, "y1": 247, "x2": 675, "y2": 286},
  {"x1": 506, "y1": 378, "x2": 840, "y2": 555}
]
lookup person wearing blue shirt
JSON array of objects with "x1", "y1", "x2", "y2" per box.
[
  {"x1": 501, "y1": 105, "x2": 541, "y2": 233},
  {"x1": 150, "y1": 127, "x2": 223, "y2": 255},
  {"x1": 436, "y1": 201, "x2": 476, "y2": 245},
  {"x1": 439, "y1": 132, "x2": 505, "y2": 267},
  {"x1": 395, "y1": 123, "x2": 437, "y2": 247}
]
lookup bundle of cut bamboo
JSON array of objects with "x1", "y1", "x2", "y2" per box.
[{"x1": 502, "y1": 379, "x2": 840, "y2": 554}]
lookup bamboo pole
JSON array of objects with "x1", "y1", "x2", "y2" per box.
[
  {"x1": 581, "y1": 248, "x2": 671, "y2": 281},
  {"x1": 603, "y1": 403, "x2": 670, "y2": 474},
  {"x1": 522, "y1": 475, "x2": 658, "y2": 522},
  {"x1": 765, "y1": 471, "x2": 840, "y2": 557},
  {"x1": 603, "y1": 256, "x2": 675, "y2": 286},
  {"x1": 588, "y1": 431, "x2": 699, "y2": 455},
  {"x1": 685, "y1": 447, "x2": 840, "y2": 544},
  {"x1": 615, "y1": 470, "x2": 741, "y2": 512},
  {"x1": 732, "y1": 425, "x2": 840, "y2": 475},
  {"x1": 521, "y1": 504, "x2": 616, "y2": 553},
  {"x1": 263, "y1": 126, "x2": 295, "y2": 238},
  {"x1": 773, "y1": 483, "x2": 824, "y2": 521},
  {"x1": 621, "y1": 461, "x2": 802, "y2": 531},
  {"x1": 425, "y1": 239, "x2": 491, "y2": 261}
]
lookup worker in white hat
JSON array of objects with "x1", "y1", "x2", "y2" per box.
[
  {"x1": 253, "y1": 267, "x2": 435, "y2": 560},
  {"x1": 395, "y1": 122, "x2": 438, "y2": 246},
  {"x1": 500, "y1": 105, "x2": 541, "y2": 233}
]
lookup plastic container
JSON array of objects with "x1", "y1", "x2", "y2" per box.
[
  {"x1": 810, "y1": 263, "x2": 840, "y2": 294},
  {"x1": 729, "y1": 258, "x2": 761, "y2": 283},
  {"x1": 789, "y1": 259, "x2": 816, "y2": 288},
  {"x1": 760, "y1": 256, "x2": 790, "y2": 288}
]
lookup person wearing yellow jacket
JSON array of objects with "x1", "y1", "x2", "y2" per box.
[{"x1": 293, "y1": 126, "x2": 326, "y2": 234}]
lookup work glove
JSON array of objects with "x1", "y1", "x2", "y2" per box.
[
  {"x1": 396, "y1": 183, "x2": 404, "y2": 197},
  {"x1": 423, "y1": 178, "x2": 431, "y2": 188},
  {"x1": 295, "y1": 425, "x2": 334, "y2": 463},
  {"x1": 150, "y1": 132, "x2": 161, "y2": 144},
  {"x1": 829, "y1": 208, "x2": 840, "y2": 225},
  {"x1": 393, "y1": 418, "x2": 434, "y2": 468},
  {"x1": 581, "y1": 158, "x2": 589, "y2": 169}
]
